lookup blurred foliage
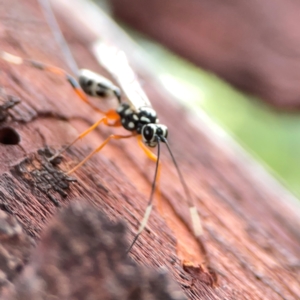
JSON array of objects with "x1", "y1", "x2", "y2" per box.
[{"x1": 124, "y1": 30, "x2": 300, "y2": 199}]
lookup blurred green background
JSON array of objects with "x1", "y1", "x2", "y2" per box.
[{"x1": 126, "y1": 31, "x2": 300, "y2": 199}]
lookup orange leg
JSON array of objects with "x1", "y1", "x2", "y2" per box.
[
  {"x1": 137, "y1": 135, "x2": 157, "y2": 162},
  {"x1": 67, "y1": 133, "x2": 135, "y2": 175},
  {"x1": 49, "y1": 114, "x2": 121, "y2": 161}
]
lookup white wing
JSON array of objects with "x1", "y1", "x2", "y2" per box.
[{"x1": 93, "y1": 41, "x2": 152, "y2": 110}]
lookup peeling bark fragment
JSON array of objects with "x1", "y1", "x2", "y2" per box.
[
  {"x1": 12, "y1": 147, "x2": 76, "y2": 206},
  {"x1": 183, "y1": 260, "x2": 217, "y2": 288}
]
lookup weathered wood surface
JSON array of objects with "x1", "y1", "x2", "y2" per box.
[
  {"x1": 110, "y1": 0, "x2": 300, "y2": 109},
  {"x1": 0, "y1": 0, "x2": 299, "y2": 299},
  {"x1": 2, "y1": 202, "x2": 187, "y2": 299}
]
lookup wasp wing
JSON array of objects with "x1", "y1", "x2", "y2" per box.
[{"x1": 93, "y1": 41, "x2": 152, "y2": 111}]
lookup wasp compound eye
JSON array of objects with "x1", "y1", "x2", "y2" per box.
[
  {"x1": 142, "y1": 124, "x2": 155, "y2": 140},
  {"x1": 156, "y1": 124, "x2": 168, "y2": 140},
  {"x1": 142, "y1": 124, "x2": 168, "y2": 147}
]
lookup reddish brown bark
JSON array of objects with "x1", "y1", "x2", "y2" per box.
[{"x1": 0, "y1": 0, "x2": 299, "y2": 299}]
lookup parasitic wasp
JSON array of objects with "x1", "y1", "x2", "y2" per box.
[{"x1": 0, "y1": 0, "x2": 203, "y2": 253}]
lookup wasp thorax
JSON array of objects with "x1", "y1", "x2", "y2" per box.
[
  {"x1": 78, "y1": 69, "x2": 119, "y2": 99},
  {"x1": 142, "y1": 124, "x2": 168, "y2": 147},
  {"x1": 117, "y1": 104, "x2": 160, "y2": 134}
]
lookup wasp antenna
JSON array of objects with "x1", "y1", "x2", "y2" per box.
[
  {"x1": 127, "y1": 138, "x2": 161, "y2": 253},
  {"x1": 38, "y1": 0, "x2": 79, "y2": 75},
  {"x1": 161, "y1": 136, "x2": 203, "y2": 238}
]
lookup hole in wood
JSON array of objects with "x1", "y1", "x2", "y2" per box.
[{"x1": 0, "y1": 127, "x2": 20, "y2": 145}]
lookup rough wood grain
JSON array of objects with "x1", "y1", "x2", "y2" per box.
[
  {"x1": 2, "y1": 202, "x2": 187, "y2": 300},
  {"x1": 0, "y1": 0, "x2": 299, "y2": 299}
]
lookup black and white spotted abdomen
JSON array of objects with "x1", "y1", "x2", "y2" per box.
[{"x1": 78, "y1": 69, "x2": 121, "y2": 101}]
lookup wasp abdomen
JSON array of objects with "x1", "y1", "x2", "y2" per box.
[{"x1": 78, "y1": 69, "x2": 121, "y2": 101}]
